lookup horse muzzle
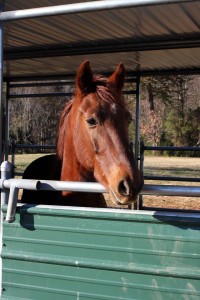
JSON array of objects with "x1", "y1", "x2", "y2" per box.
[{"x1": 109, "y1": 177, "x2": 138, "y2": 206}]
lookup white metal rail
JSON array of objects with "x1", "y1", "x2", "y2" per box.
[
  {"x1": 1, "y1": 178, "x2": 200, "y2": 197},
  {"x1": 1, "y1": 0, "x2": 196, "y2": 21},
  {"x1": 1, "y1": 161, "x2": 200, "y2": 223}
]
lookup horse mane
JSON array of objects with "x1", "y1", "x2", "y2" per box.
[
  {"x1": 57, "y1": 99, "x2": 73, "y2": 159},
  {"x1": 57, "y1": 75, "x2": 125, "y2": 159}
]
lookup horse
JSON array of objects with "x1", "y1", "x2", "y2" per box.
[{"x1": 22, "y1": 61, "x2": 143, "y2": 207}]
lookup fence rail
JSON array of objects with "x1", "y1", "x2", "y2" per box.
[
  {"x1": 141, "y1": 144, "x2": 200, "y2": 152},
  {"x1": 144, "y1": 175, "x2": 200, "y2": 182},
  {"x1": 1, "y1": 178, "x2": 200, "y2": 223},
  {"x1": 10, "y1": 143, "x2": 55, "y2": 172},
  {"x1": 1, "y1": 178, "x2": 200, "y2": 196},
  {"x1": 140, "y1": 141, "x2": 200, "y2": 183},
  {"x1": 1, "y1": 161, "x2": 200, "y2": 222}
]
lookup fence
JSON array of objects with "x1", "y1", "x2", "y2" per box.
[
  {"x1": 1, "y1": 161, "x2": 200, "y2": 223},
  {"x1": 140, "y1": 141, "x2": 200, "y2": 183},
  {"x1": 139, "y1": 141, "x2": 200, "y2": 209},
  {"x1": 10, "y1": 143, "x2": 55, "y2": 176}
]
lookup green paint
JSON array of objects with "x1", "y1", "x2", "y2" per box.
[{"x1": 1, "y1": 205, "x2": 200, "y2": 300}]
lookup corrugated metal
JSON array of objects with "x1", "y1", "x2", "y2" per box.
[
  {"x1": 4, "y1": 1, "x2": 200, "y2": 46},
  {"x1": 2, "y1": 1, "x2": 200, "y2": 77},
  {"x1": 1, "y1": 205, "x2": 200, "y2": 299},
  {"x1": 4, "y1": 47, "x2": 200, "y2": 78}
]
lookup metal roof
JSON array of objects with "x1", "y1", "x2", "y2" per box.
[{"x1": 2, "y1": 0, "x2": 200, "y2": 78}]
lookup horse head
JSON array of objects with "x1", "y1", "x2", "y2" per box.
[{"x1": 58, "y1": 61, "x2": 143, "y2": 206}]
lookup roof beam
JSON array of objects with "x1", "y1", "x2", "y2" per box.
[
  {"x1": 5, "y1": 37, "x2": 200, "y2": 60},
  {"x1": 1, "y1": 0, "x2": 197, "y2": 22},
  {"x1": 4, "y1": 67, "x2": 200, "y2": 82}
]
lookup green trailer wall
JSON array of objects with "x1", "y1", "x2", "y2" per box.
[{"x1": 1, "y1": 205, "x2": 200, "y2": 300}]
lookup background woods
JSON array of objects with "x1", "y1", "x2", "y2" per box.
[
  {"x1": 140, "y1": 75, "x2": 200, "y2": 153},
  {"x1": 7, "y1": 81, "x2": 73, "y2": 148},
  {"x1": 3, "y1": 74, "x2": 200, "y2": 156}
]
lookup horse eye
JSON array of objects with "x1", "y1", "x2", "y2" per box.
[{"x1": 86, "y1": 117, "x2": 98, "y2": 127}]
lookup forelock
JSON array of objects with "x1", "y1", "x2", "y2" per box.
[{"x1": 93, "y1": 75, "x2": 125, "y2": 107}]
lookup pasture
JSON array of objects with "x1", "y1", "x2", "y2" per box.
[
  {"x1": 12, "y1": 154, "x2": 200, "y2": 210},
  {"x1": 143, "y1": 156, "x2": 200, "y2": 210}
]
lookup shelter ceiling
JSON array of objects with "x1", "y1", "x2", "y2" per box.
[{"x1": 2, "y1": 0, "x2": 200, "y2": 78}]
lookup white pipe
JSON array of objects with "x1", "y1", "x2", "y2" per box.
[
  {"x1": 1, "y1": 178, "x2": 200, "y2": 223},
  {"x1": 5, "y1": 185, "x2": 19, "y2": 223},
  {"x1": 1, "y1": 161, "x2": 12, "y2": 205},
  {"x1": 142, "y1": 184, "x2": 200, "y2": 197},
  {"x1": 1, "y1": 178, "x2": 200, "y2": 197},
  {"x1": 1, "y1": 179, "x2": 40, "y2": 191},
  {"x1": 1, "y1": 0, "x2": 195, "y2": 21},
  {"x1": 38, "y1": 180, "x2": 107, "y2": 193}
]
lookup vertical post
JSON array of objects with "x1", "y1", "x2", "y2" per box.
[
  {"x1": 11, "y1": 141, "x2": 16, "y2": 167},
  {"x1": 134, "y1": 76, "x2": 140, "y2": 209},
  {"x1": 0, "y1": 14, "x2": 4, "y2": 295},
  {"x1": 0, "y1": 20, "x2": 3, "y2": 164},
  {"x1": 135, "y1": 75, "x2": 140, "y2": 165},
  {"x1": 5, "y1": 184, "x2": 19, "y2": 223},
  {"x1": 5, "y1": 80, "x2": 10, "y2": 161},
  {"x1": 139, "y1": 141, "x2": 144, "y2": 209},
  {"x1": 1, "y1": 161, "x2": 12, "y2": 205}
]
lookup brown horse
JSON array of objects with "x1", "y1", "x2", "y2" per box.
[{"x1": 22, "y1": 61, "x2": 143, "y2": 207}]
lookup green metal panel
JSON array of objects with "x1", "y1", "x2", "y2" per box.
[{"x1": 1, "y1": 205, "x2": 200, "y2": 300}]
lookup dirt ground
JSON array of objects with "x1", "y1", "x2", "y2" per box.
[
  {"x1": 104, "y1": 193, "x2": 200, "y2": 211},
  {"x1": 143, "y1": 156, "x2": 200, "y2": 211},
  {"x1": 142, "y1": 195, "x2": 200, "y2": 211}
]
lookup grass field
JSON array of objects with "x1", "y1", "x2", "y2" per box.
[
  {"x1": 10, "y1": 153, "x2": 200, "y2": 210},
  {"x1": 143, "y1": 156, "x2": 200, "y2": 210}
]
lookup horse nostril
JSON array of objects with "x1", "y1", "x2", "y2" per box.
[{"x1": 118, "y1": 180, "x2": 130, "y2": 196}]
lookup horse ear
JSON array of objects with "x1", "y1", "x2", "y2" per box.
[
  {"x1": 76, "y1": 60, "x2": 93, "y2": 95},
  {"x1": 108, "y1": 63, "x2": 125, "y2": 91}
]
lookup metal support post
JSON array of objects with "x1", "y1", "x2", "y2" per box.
[
  {"x1": 11, "y1": 141, "x2": 16, "y2": 167},
  {"x1": 0, "y1": 7, "x2": 4, "y2": 298},
  {"x1": 134, "y1": 75, "x2": 140, "y2": 209},
  {"x1": 5, "y1": 80, "x2": 10, "y2": 161},
  {"x1": 0, "y1": 21, "x2": 3, "y2": 164},
  {"x1": 1, "y1": 161, "x2": 12, "y2": 206},
  {"x1": 135, "y1": 75, "x2": 140, "y2": 164},
  {"x1": 5, "y1": 184, "x2": 19, "y2": 223},
  {"x1": 139, "y1": 141, "x2": 144, "y2": 209}
]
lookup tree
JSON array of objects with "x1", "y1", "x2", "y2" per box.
[
  {"x1": 140, "y1": 74, "x2": 200, "y2": 155},
  {"x1": 8, "y1": 81, "x2": 72, "y2": 151}
]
